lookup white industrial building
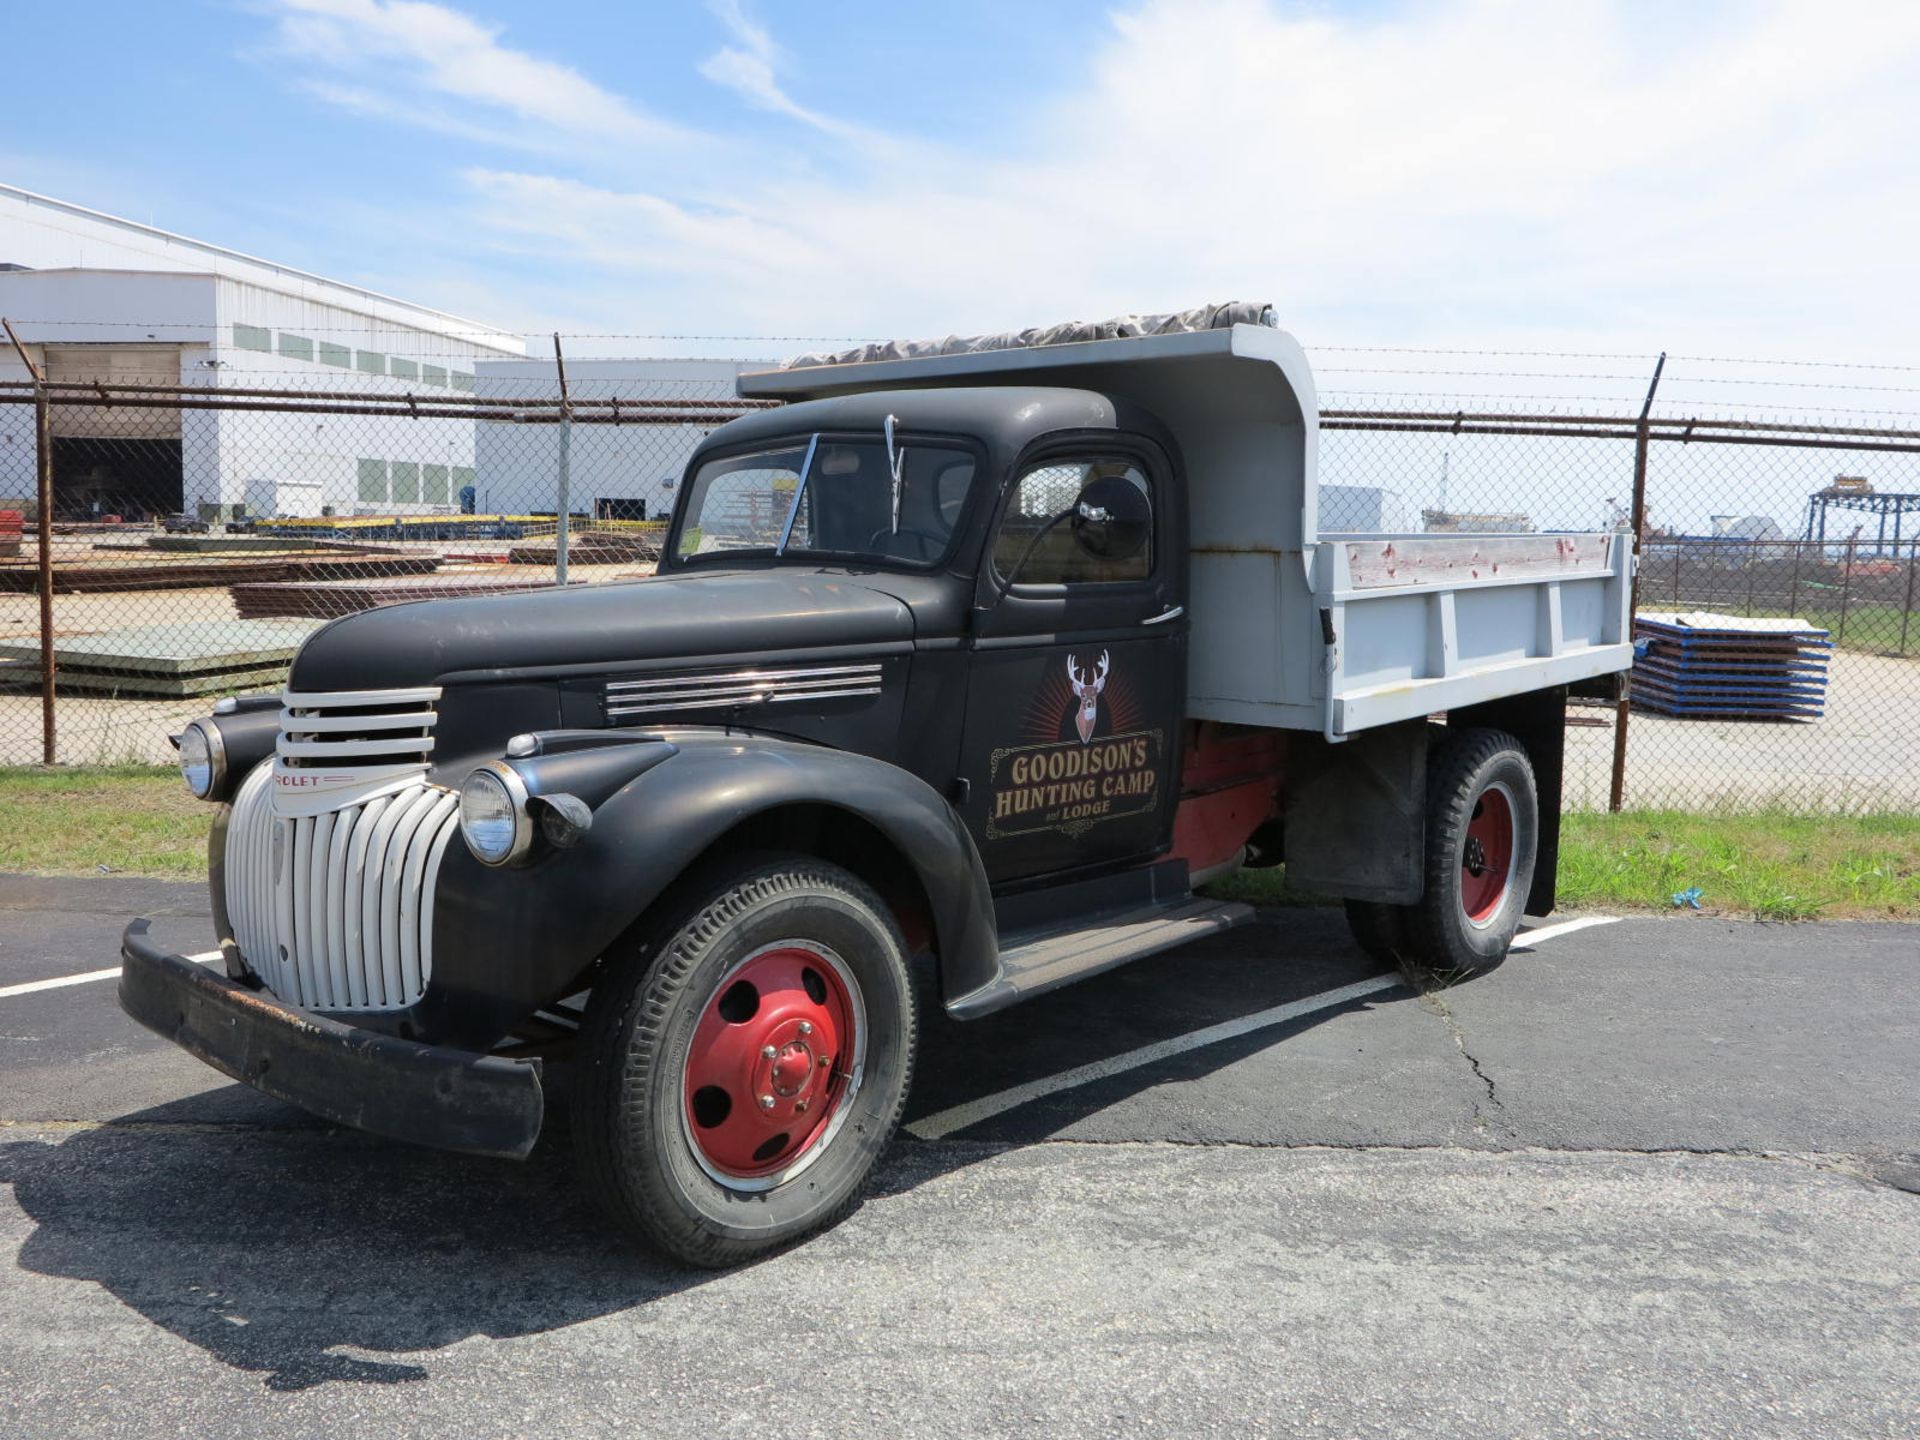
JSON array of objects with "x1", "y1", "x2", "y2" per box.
[
  {"x1": 471, "y1": 358, "x2": 751, "y2": 520},
  {"x1": 1319, "y1": 484, "x2": 1413, "y2": 533},
  {"x1": 0, "y1": 184, "x2": 525, "y2": 520}
]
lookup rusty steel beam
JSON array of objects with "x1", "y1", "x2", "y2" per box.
[
  {"x1": 1321, "y1": 420, "x2": 1645, "y2": 442},
  {"x1": 0, "y1": 378, "x2": 771, "y2": 410},
  {"x1": 0, "y1": 377, "x2": 773, "y2": 413},
  {"x1": 1320, "y1": 417, "x2": 1920, "y2": 454},
  {"x1": 0, "y1": 393, "x2": 758, "y2": 425},
  {"x1": 1322, "y1": 408, "x2": 1920, "y2": 443}
]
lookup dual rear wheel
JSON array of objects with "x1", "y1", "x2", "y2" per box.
[{"x1": 1345, "y1": 726, "x2": 1540, "y2": 981}]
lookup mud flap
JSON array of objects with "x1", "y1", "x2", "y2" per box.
[{"x1": 1281, "y1": 721, "x2": 1427, "y2": 904}]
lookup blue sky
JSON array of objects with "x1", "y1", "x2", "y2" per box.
[{"x1": 6, "y1": 0, "x2": 1920, "y2": 397}]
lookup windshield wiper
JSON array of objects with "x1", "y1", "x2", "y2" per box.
[
  {"x1": 775, "y1": 433, "x2": 820, "y2": 556},
  {"x1": 884, "y1": 414, "x2": 905, "y2": 535}
]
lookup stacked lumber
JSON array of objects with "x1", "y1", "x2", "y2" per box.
[
  {"x1": 233, "y1": 573, "x2": 575, "y2": 620},
  {"x1": 1630, "y1": 611, "x2": 1831, "y2": 721}
]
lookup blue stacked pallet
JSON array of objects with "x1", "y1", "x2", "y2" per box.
[{"x1": 1630, "y1": 612, "x2": 1831, "y2": 721}]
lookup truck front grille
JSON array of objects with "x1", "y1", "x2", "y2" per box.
[
  {"x1": 224, "y1": 763, "x2": 459, "y2": 1011},
  {"x1": 277, "y1": 686, "x2": 441, "y2": 770}
]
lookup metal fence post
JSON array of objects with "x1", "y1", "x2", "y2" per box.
[
  {"x1": 1838, "y1": 535, "x2": 1855, "y2": 645},
  {"x1": 1609, "y1": 351, "x2": 1666, "y2": 813},
  {"x1": 1900, "y1": 538, "x2": 1916, "y2": 656},
  {"x1": 3, "y1": 318, "x2": 55, "y2": 764},
  {"x1": 553, "y1": 332, "x2": 572, "y2": 588}
]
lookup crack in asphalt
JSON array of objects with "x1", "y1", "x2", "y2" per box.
[
  {"x1": 916, "y1": 1136, "x2": 1920, "y2": 1196},
  {"x1": 7, "y1": 1119, "x2": 1915, "y2": 1198},
  {"x1": 1412, "y1": 984, "x2": 1509, "y2": 1138}
]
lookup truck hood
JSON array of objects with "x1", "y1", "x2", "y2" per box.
[{"x1": 288, "y1": 570, "x2": 915, "y2": 692}]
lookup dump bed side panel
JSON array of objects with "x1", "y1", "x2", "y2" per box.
[{"x1": 1305, "y1": 531, "x2": 1633, "y2": 739}]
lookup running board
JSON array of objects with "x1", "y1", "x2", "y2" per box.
[{"x1": 947, "y1": 898, "x2": 1254, "y2": 1020}]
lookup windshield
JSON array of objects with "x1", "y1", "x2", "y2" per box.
[{"x1": 673, "y1": 436, "x2": 977, "y2": 567}]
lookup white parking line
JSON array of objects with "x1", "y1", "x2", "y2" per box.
[
  {"x1": 1514, "y1": 915, "x2": 1622, "y2": 948},
  {"x1": 0, "y1": 951, "x2": 223, "y2": 1001},
  {"x1": 906, "y1": 974, "x2": 1403, "y2": 1142},
  {"x1": 908, "y1": 915, "x2": 1629, "y2": 1142}
]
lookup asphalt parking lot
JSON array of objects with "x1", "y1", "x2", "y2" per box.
[{"x1": 1, "y1": 875, "x2": 1915, "y2": 1439}]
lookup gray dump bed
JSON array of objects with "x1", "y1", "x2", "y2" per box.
[{"x1": 740, "y1": 321, "x2": 1632, "y2": 740}]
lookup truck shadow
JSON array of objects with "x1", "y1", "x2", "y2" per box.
[
  {"x1": 0, "y1": 906, "x2": 1444, "y2": 1390},
  {"x1": 901, "y1": 903, "x2": 1426, "y2": 1144},
  {"x1": 0, "y1": 1115, "x2": 691, "y2": 1390}
]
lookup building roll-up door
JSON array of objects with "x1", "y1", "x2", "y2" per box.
[{"x1": 44, "y1": 346, "x2": 183, "y2": 440}]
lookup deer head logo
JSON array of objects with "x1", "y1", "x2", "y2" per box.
[{"x1": 1067, "y1": 650, "x2": 1109, "y2": 744}]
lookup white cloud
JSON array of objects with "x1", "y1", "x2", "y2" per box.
[
  {"x1": 697, "y1": 0, "x2": 863, "y2": 138},
  {"x1": 269, "y1": 0, "x2": 700, "y2": 150},
  {"x1": 286, "y1": 0, "x2": 1920, "y2": 368}
]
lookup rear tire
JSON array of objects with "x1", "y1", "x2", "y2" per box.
[
  {"x1": 573, "y1": 854, "x2": 917, "y2": 1267},
  {"x1": 1408, "y1": 727, "x2": 1538, "y2": 980},
  {"x1": 1343, "y1": 898, "x2": 1415, "y2": 969}
]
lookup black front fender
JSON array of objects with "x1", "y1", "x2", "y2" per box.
[{"x1": 423, "y1": 731, "x2": 997, "y2": 1047}]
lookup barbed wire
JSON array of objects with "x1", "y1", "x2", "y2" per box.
[
  {"x1": 1265, "y1": 344, "x2": 1920, "y2": 375},
  {"x1": 0, "y1": 317, "x2": 868, "y2": 344},
  {"x1": 6, "y1": 321, "x2": 1920, "y2": 372},
  {"x1": 1319, "y1": 367, "x2": 1920, "y2": 397}
]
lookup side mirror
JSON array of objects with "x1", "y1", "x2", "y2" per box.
[{"x1": 1071, "y1": 475, "x2": 1150, "y2": 561}]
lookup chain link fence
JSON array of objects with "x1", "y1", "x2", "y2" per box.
[
  {"x1": 1318, "y1": 404, "x2": 1920, "y2": 812},
  {"x1": 2, "y1": 337, "x2": 1917, "y2": 813},
  {"x1": 0, "y1": 366, "x2": 766, "y2": 764}
]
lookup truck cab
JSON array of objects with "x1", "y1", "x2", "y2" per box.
[
  {"x1": 121, "y1": 311, "x2": 1634, "y2": 1266},
  {"x1": 661, "y1": 385, "x2": 1192, "y2": 893}
]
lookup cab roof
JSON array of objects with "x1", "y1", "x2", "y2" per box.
[
  {"x1": 737, "y1": 323, "x2": 1319, "y2": 552},
  {"x1": 696, "y1": 384, "x2": 1158, "y2": 470}
]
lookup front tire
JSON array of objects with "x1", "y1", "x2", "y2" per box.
[{"x1": 574, "y1": 854, "x2": 917, "y2": 1267}]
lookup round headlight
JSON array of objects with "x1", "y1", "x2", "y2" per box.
[
  {"x1": 460, "y1": 764, "x2": 531, "y2": 866},
  {"x1": 179, "y1": 720, "x2": 224, "y2": 800}
]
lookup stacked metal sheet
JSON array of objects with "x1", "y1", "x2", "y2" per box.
[
  {"x1": 1630, "y1": 611, "x2": 1831, "y2": 721},
  {"x1": 0, "y1": 553, "x2": 439, "y2": 595},
  {"x1": 0, "y1": 621, "x2": 321, "y2": 697},
  {"x1": 233, "y1": 573, "x2": 582, "y2": 620}
]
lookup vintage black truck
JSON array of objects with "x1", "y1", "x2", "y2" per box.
[{"x1": 121, "y1": 308, "x2": 1633, "y2": 1266}]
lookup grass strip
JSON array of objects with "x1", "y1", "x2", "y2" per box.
[
  {"x1": 0, "y1": 765, "x2": 210, "y2": 880},
  {"x1": 1554, "y1": 808, "x2": 1920, "y2": 920},
  {"x1": 1, "y1": 768, "x2": 1916, "y2": 922},
  {"x1": 1211, "y1": 808, "x2": 1920, "y2": 921}
]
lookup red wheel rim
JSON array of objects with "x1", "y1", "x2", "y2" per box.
[
  {"x1": 682, "y1": 943, "x2": 862, "y2": 1188},
  {"x1": 1460, "y1": 782, "x2": 1516, "y2": 927}
]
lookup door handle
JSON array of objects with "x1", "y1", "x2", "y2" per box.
[{"x1": 1142, "y1": 605, "x2": 1185, "y2": 626}]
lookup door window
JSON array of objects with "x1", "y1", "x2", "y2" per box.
[{"x1": 992, "y1": 459, "x2": 1153, "y2": 586}]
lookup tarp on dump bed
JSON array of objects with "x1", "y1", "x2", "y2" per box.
[{"x1": 783, "y1": 301, "x2": 1275, "y2": 370}]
